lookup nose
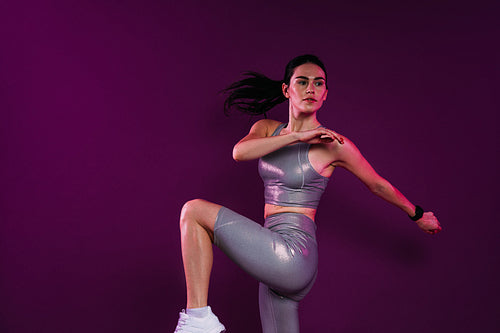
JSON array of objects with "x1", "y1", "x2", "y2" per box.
[{"x1": 306, "y1": 82, "x2": 315, "y2": 94}]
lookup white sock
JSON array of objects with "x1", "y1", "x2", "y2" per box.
[{"x1": 186, "y1": 306, "x2": 209, "y2": 318}]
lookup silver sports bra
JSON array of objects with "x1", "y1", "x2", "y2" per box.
[{"x1": 258, "y1": 123, "x2": 330, "y2": 209}]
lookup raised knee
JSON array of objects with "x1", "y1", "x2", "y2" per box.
[{"x1": 180, "y1": 199, "x2": 205, "y2": 228}]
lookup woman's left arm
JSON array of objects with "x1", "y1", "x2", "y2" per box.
[{"x1": 331, "y1": 138, "x2": 442, "y2": 235}]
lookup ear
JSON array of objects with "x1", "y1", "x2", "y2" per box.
[
  {"x1": 323, "y1": 89, "x2": 328, "y2": 101},
  {"x1": 282, "y1": 82, "x2": 289, "y2": 98}
]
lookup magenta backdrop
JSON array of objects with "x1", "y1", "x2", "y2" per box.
[{"x1": 1, "y1": 1, "x2": 498, "y2": 332}]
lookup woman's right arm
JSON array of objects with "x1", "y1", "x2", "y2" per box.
[
  {"x1": 233, "y1": 119, "x2": 344, "y2": 161},
  {"x1": 232, "y1": 120, "x2": 297, "y2": 161}
]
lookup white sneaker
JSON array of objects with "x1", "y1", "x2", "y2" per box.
[{"x1": 174, "y1": 306, "x2": 226, "y2": 333}]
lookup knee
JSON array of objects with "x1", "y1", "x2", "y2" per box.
[{"x1": 179, "y1": 198, "x2": 205, "y2": 229}]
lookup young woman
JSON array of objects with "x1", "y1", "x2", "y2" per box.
[{"x1": 174, "y1": 54, "x2": 441, "y2": 333}]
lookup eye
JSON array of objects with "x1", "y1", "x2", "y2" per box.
[
  {"x1": 297, "y1": 80, "x2": 307, "y2": 85},
  {"x1": 314, "y1": 81, "x2": 324, "y2": 87}
]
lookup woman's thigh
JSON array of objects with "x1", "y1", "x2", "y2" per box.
[
  {"x1": 213, "y1": 206, "x2": 318, "y2": 296},
  {"x1": 259, "y1": 283, "x2": 300, "y2": 333}
]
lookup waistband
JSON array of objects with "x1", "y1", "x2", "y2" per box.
[{"x1": 264, "y1": 212, "x2": 317, "y2": 238}]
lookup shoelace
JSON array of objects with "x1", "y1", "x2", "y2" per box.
[{"x1": 174, "y1": 312, "x2": 188, "y2": 332}]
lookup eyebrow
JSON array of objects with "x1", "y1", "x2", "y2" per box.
[{"x1": 295, "y1": 76, "x2": 326, "y2": 81}]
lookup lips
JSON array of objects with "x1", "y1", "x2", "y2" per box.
[{"x1": 303, "y1": 98, "x2": 317, "y2": 102}]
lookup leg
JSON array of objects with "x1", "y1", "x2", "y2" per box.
[
  {"x1": 214, "y1": 208, "x2": 319, "y2": 332},
  {"x1": 259, "y1": 283, "x2": 300, "y2": 333},
  {"x1": 179, "y1": 199, "x2": 222, "y2": 309},
  {"x1": 179, "y1": 205, "x2": 317, "y2": 332},
  {"x1": 214, "y1": 208, "x2": 318, "y2": 295}
]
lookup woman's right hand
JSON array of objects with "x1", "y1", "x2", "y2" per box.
[{"x1": 294, "y1": 127, "x2": 344, "y2": 145}]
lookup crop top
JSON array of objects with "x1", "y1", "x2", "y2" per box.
[{"x1": 258, "y1": 123, "x2": 330, "y2": 209}]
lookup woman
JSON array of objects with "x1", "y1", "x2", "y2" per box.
[{"x1": 174, "y1": 54, "x2": 441, "y2": 333}]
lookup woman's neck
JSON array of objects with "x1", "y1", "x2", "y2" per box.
[{"x1": 286, "y1": 112, "x2": 320, "y2": 132}]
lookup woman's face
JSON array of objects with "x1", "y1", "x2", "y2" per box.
[{"x1": 283, "y1": 63, "x2": 328, "y2": 114}]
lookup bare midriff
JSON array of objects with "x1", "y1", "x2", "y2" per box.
[{"x1": 264, "y1": 203, "x2": 317, "y2": 222}]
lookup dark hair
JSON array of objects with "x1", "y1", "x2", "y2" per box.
[{"x1": 223, "y1": 54, "x2": 327, "y2": 116}]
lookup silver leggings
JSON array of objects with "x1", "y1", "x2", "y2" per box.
[{"x1": 214, "y1": 207, "x2": 318, "y2": 333}]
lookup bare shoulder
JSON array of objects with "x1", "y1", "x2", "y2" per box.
[
  {"x1": 325, "y1": 135, "x2": 360, "y2": 166},
  {"x1": 250, "y1": 119, "x2": 283, "y2": 137}
]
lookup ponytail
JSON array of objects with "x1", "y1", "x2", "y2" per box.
[
  {"x1": 222, "y1": 72, "x2": 286, "y2": 117},
  {"x1": 223, "y1": 54, "x2": 327, "y2": 117}
]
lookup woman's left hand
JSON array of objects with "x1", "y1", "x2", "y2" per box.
[{"x1": 415, "y1": 212, "x2": 442, "y2": 235}]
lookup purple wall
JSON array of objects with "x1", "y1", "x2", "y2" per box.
[{"x1": 1, "y1": 1, "x2": 498, "y2": 332}]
